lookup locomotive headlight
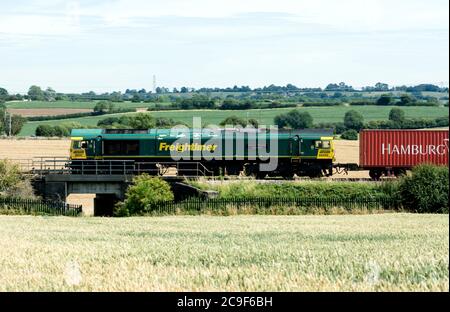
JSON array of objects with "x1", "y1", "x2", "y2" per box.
[
  {"x1": 322, "y1": 140, "x2": 331, "y2": 149},
  {"x1": 315, "y1": 140, "x2": 331, "y2": 149}
]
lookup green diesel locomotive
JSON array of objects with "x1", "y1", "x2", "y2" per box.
[{"x1": 69, "y1": 128, "x2": 335, "y2": 178}]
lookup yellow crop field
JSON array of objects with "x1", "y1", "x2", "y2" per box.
[
  {"x1": 0, "y1": 139, "x2": 70, "y2": 160},
  {"x1": 0, "y1": 214, "x2": 447, "y2": 291}
]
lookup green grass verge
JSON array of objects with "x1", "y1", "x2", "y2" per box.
[
  {"x1": 0, "y1": 214, "x2": 447, "y2": 291},
  {"x1": 189, "y1": 180, "x2": 385, "y2": 199},
  {"x1": 18, "y1": 105, "x2": 449, "y2": 136}
]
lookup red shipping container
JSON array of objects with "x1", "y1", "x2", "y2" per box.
[{"x1": 360, "y1": 130, "x2": 449, "y2": 169}]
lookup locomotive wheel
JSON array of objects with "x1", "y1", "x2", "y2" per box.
[
  {"x1": 281, "y1": 171, "x2": 295, "y2": 180},
  {"x1": 308, "y1": 172, "x2": 322, "y2": 179},
  {"x1": 369, "y1": 169, "x2": 382, "y2": 180},
  {"x1": 394, "y1": 168, "x2": 407, "y2": 177},
  {"x1": 225, "y1": 165, "x2": 242, "y2": 176},
  {"x1": 243, "y1": 164, "x2": 266, "y2": 179},
  {"x1": 243, "y1": 164, "x2": 256, "y2": 177},
  {"x1": 307, "y1": 166, "x2": 323, "y2": 179},
  {"x1": 255, "y1": 172, "x2": 267, "y2": 179}
]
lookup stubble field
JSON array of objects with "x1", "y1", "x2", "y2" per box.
[
  {"x1": 0, "y1": 138, "x2": 69, "y2": 160},
  {"x1": 0, "y1": 214, "x2": 447, "y2": 291}
]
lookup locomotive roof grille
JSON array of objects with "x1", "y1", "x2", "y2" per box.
[
  {"x1": 103, "y1": 129, "x2": 149, "y2": 134},
  {"x1": 70, "y1": 128, "x2": 334, "y2": 139}
]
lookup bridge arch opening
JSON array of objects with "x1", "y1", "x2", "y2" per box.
[{"x1": 94, "y1": 194, "x2": 118, "y2": 217}]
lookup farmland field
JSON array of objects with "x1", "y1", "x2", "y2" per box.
[
  {"x1": 18, "y1": 105, "x2": 449, "y2": 136},
  {"x1": 0, "y1": 138, "x2": 69, "y2": 160},
  {"x1": 0, "y1": 214, "x2": 447, "y2": 291},
  {"x1": 5, "y1": 100, "x2": 172, "y2": 110},
  {"x1": 7, "y1": 108, "x2": 93, "y2": 117}
]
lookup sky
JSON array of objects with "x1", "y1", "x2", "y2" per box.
[{"x1": 0, "y1": 0, "x2": 448, "y2": 93}]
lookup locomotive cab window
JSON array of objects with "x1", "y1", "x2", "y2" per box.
[
  {"x1": 104, "y1": 141, "x2": 122, "y2": 155},
  {"x1": 72, "y1": 140, "x2": 88, "y2": 149},
  {"x1": 103, "y1": 140, "x2": 140, "y2": 156},
  {"x1": 125, "y1": 141, "x2": 139, "y2": 155},
  {"x1": 72, "y1": 141, "x2": 80, "y2": 149}
]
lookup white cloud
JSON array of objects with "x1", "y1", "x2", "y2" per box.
[
  {"x1": 0, "y1": 0, "x2": 447, "y2": 37},
  {"x1": 79, "y1": 0, "x2": 448, "y2": 31},
  {"x1": 0, "y1": 14, "x2": 80, "y2": 36},
  {"x1": 0, "y1": 0, "x2": 448, "y2": 92}
]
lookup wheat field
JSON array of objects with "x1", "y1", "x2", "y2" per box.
[{"x1": 0, "y1": 214, "x2": 447, "y2": 291}]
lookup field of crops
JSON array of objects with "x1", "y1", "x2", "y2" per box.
[
  {"x1": 18, "y1": 105, "x2": 449, "y2": 136},
  {"x1": 0, "y1": 214, "x2": 447, "y2": 291},
  {"x1": 5, "y1": 100, "x2": 172, "y2": 110},
  {"x1": 6, "y1": 108, "x2": 94, "y2": 117},
  {"x1": 0, "y1": 138, "x2": 69, "y2": 160}
]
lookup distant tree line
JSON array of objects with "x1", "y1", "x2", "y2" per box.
[
  {"x1": 34, "y1": 115, "x2": 182, "y2": 137},
  {"x1": 95, "y1": 113, "x2": 186, "y2": 130},
  {"x1": 273, "y1": 108, "x2": 449, "y2": 140},
  {"x1": 1, "y1": 82, "x2": 447, "y2": 104},
  {"x1": 4, "y1": 85, "x2": 446, "y2": 110}
]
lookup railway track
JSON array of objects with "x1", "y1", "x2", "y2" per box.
[
  {"x1": 185, "y1": 176, "x2": 382, "y2": 183},
  {"x1": 12, "y1": 157, "x2": 382, "y2": 182}
]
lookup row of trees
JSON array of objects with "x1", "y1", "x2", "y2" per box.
[
  {"x1": 34, "y1": 114, "x2": 260, "y2": 137},
  {"x1": 35, "y1": 124, "x2": 74, "y2": 137},
  {"x1": 374, "y1": 94, "x2": 441, "y2": 106},
  {"x1": 171, "y1": 97, "x2": 299, "y2": 111},
  {"x1": 93, "y1": 83, "x2": 449, "y2": 96},
  {"x1": 162, "y1": 94, "x2": 445, "y2": 111},
  {"x1": 1, "y1": 82, "x2": 447, "y2": 104},
  {"x1": 6, "y1": 86, "x2": 446, "y2": 110},
  {"x1": 96, "y1": 113, "x2": 260, "y2": 130},
  {"x1": 0, "y1": 104, "x2": 26, "y2": 136},
  {"x1": 27, "y1": 86, "x2": 58, "y2": 101},
  {"x1": 273, "y1": 108, "x2": 449, "y2": 140},
  {"x1": 0, "y1": 87, "x2": 24, "y2": 103},
  {"x1": 95, "y1": 113, "x2": 181, "y2": 129},
  {"x1": 99, "y1": 91, "x2": 450, "y2": 106},
  {"x1": 273, "y1": 109, "x2": 368, "y2": 131}
]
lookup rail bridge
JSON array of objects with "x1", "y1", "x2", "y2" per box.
[
  {"x1": 14, "y1": 157, "x2": 216, "y2": 216},
  {"x1": 11, "y1": 157, "x2": 370, "y2": 216}
]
